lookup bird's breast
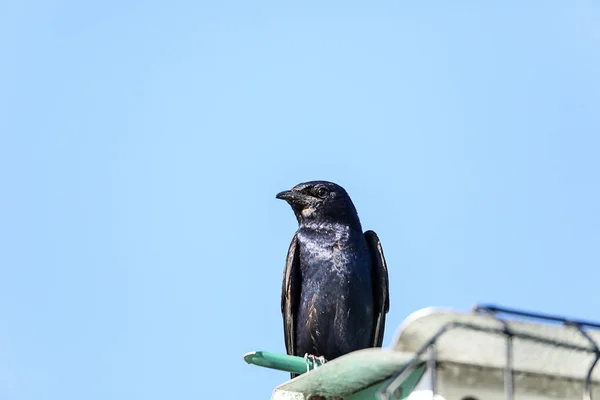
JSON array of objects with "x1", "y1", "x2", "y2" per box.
[{"x1": 296, "y1": 225, "x2": 370, "y2": 279}]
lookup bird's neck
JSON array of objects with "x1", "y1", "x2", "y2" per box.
[{"x1": 299, "y1": 220, "x2": 363, "y2": 235}]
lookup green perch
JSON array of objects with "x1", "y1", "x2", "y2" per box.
[{"x1": 243, "y1": 351, "x2": 325, "y2": 375}]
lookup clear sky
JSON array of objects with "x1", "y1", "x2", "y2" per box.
[{"x1": 2, "y1": 1, "x2": 600, "y2": 399}]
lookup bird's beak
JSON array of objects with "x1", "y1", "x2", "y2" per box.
[{"x1": 276, "y1": 190, "x2": 313, "y2": 206}]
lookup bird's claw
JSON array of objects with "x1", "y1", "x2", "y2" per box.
[{"x1": 303, "y1": 353, "x2": 327, "y2": 372}]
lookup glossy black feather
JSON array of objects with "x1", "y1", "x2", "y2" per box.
[
  {"x1": 364, "y1": 230, "x2": 390, "y2": 347},
  {"x1": 281, "y1": 234, "x2": 301, "y2": 377}
]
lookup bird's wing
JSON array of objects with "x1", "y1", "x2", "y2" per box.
[
  {"x1": 364, "y1": 230, "x2": 390, "y2": 347},
  {"x1": 281, "y1": 233, "x2": 301, "y2": 356}
]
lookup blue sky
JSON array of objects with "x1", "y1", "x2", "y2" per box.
[{"x1": 2, "y1": 1, "x2": 600, "y2": 399}]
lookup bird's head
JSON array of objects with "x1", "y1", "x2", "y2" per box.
[{"x1": 276, "y1": 180, "x2": 362, "y2": 228}]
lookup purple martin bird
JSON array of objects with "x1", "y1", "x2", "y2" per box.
[{"x1": 276, "y1": 180, "x2": 390, "y2": 379}]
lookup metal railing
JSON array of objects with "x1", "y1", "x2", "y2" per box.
[{"x1": 377, "y1": 304, "x2": 600, "y2": 400}]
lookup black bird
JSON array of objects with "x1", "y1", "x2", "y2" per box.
[{"x1": 276, "y1": 180, "x2": 390, "y2": 379}]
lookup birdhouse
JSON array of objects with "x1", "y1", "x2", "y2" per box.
[{"x1": 244, "y1": 304, "x2": 600, "y2": 400}]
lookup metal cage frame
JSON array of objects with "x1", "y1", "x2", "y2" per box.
[{"x1": 377, "y1": 304, "x2": 600, "y2": 400}]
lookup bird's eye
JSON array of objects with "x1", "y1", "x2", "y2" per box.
[{"x1": 317, "y1": 187, "x2": 329, "y2": 198}]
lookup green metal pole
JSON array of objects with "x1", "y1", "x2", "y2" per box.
[{"x1": 243, "y1": 351, "x2": 322, "y2": 375}]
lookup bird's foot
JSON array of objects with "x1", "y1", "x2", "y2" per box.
[
  {"x1": 317, "y1": 355, "x2": 326, "y2": 366},
  {"x1": 303, "y1": 353, "x2": 327, "y2": 372},
  {"x1": 303, "y1": 353, "x2": 312, "y2": 372}
]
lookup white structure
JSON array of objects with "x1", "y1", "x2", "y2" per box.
[{"x1": 270, "y1": 305, "x2": 600, "y2": 400}]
